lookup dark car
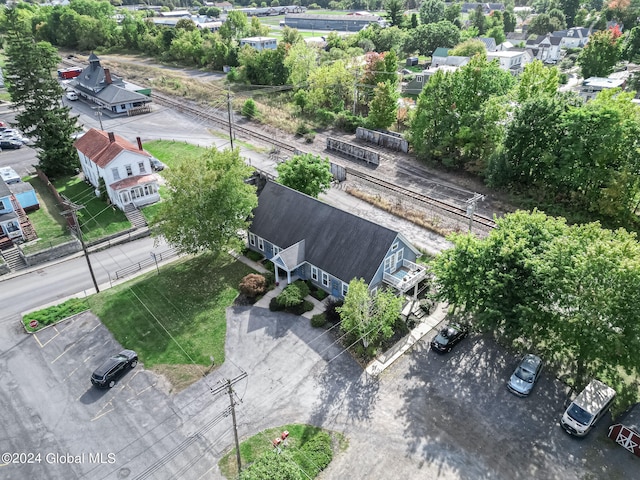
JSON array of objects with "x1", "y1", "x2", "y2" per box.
[
  {"x1": 91, "y1": 350, "x2": 138, "y2": 388},
  {"x1": 507, "y1": 354, "x2": 543, "y2": 397},
  {"x1": 150, "y1": 157, "x2": 165, "y2": 171},
  {"x1": 0, "y1": 139, "x2": 23, "y2": 150},
  {"x1": 430, "y1": 323, "x2": 468, "y2": 353}
]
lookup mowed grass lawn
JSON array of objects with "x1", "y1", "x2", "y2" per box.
[
  {"x1": 54, "y1": 176, "x2": 130, "y2": 243},
  {"x1": 24, "y1": 176, "x2": 73, "y2": 251},
  {"x1": 89, "y1": 253, "x2": 254, "y2": 391},
  {"x1": 143, "y1": 139, "x2": 209, "y2": 169}
]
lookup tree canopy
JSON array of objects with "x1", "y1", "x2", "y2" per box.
[
  {"x1": 275, "y1": 153, "x2": 333, "y2": 198},
  {"x1": 151, "y1": 147, "x2": 257, "y2": 256},
  {"x1": 432, "y1": 210, "x2": 640, "y2": 397}
]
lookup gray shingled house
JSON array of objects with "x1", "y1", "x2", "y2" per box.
[
  {"x1": 68, "y1": 53, "x2": 152, "y2": 114},
  {"x1": 247, "y1": 182, "x2": 427, "y2": 299}
]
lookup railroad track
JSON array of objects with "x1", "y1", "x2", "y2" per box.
[
  {"x1": 345, "y1": 168, "x2": 497, "y2": 230},
  {"x1": 60, "y1": 58, "x2": 497, "y2": 231}
]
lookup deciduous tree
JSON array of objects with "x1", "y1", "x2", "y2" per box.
[
  {"x1": 275, "y1": 153, "x2": 333, "y2": 198},
  {"x1": 338, "y1": 279, "x2": 402, "y2": 349},
  {"x1": 577, "y1": 28, "x2": 621, "y2": 79},
  {"x1": 419, "y1": 0, "x2": 445, "y2": 24},
  {"x1": 151, "y1": 147, "x2": 257, "y2": 256},
  {"x1": 367, "y1": 81, "x2": 399, "y2": 129}
]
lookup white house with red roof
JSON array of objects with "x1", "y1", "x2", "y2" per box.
[{"x1": 74, "y1": 129, "x2": 160, "y2": 211}]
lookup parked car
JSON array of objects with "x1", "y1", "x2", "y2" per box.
[
  {"x1": 91, "y1": 350, "x2": 138, "y2": 388},
  {"x1": 66, "y1": 91, "x2": 78, "y2": 101},
  {"x1": 0, "y1": 139, "x2": 23, "y2": 150},
  {"x1": 430, "y1": 323, "x2": 468, "y2": 353},
  {"x1": 507, "y1": 354, "x2": 543, "y2": 397},
  {"x1": 561, "y1": 379, "x2": 616, "y2": 436},
  {"x1": 150, "y1": 157, "x2": 165, "y2": 171}
]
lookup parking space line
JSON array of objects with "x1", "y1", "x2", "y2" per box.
[
  {"x1": 91, "y1": 408, "x2": 114, "y2": 422},
  {"x1": 32, "y1": 333, "x2": 44, "y2": 348},
  {"x1": 51, "y1": 348, "x2": 71, "y2": 364},
  {"x1": 62, "y1": 367, "x2": 79, "y2": 382}
]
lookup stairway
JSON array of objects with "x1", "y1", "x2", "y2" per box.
[
  {"x1": 124, "y1": 204, "x2": 148, "y2": 229},
  {"x1": 1, "y1": 246, "x2": 27, "y2": 271},
  {"x1": 9, "y1": 194, "x2": 38, "y2": 242}
]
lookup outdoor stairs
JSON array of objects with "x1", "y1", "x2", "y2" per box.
[
  {"x1": 124, "y1": 204, "x2": 147, "y2": 229},
  {"x1": 10, "y1": 194, "x2": 38, "y2": 242},
  {"x1": 1, "y1": 246, "x2": 27, "y2": 272}
]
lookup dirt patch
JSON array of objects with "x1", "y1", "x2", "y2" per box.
[{"x1": 152, "y1": 363, "x2": 216, "y2": 394}]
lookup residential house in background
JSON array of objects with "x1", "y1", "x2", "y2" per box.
[
  {"x1": 74, "y1": 129, "x2": 160, "y2": 211},
  {"x1": 487, "y1": 49, "x2": 532, "y2": 74},
  {"x1": 431, "y1": 47, "x2": 450, "y2": 66},
  {"x1": 525, "y1": 34, "x2": 562, "y2": 63},
  {"x1": 552, "y1": 26, "x2": 592, "y2": 48},
  {"x1": 247, "y1": 182, "x2": 427, "y2": 299},
  {"x1": 580, "y1": 76, "x2": 626, "y2": 101},
  {"x1": 239, "y1": 37, "x2": 278, "y2": 51},
  {"x1": 0, "y1": 167, "x2": 40, "y2": 212},
  {"x1": 68, "y1": 53, "x2": 152, "y2": 115},
  {"x1": 0, "y1": 178, "x2": 37, "y2": 249},
  {"x1": 477, "y1": 37, "x2": 497, "y2": 52}
]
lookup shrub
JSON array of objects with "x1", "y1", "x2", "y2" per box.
[
  {"x1": 325, "y1": 298, "x2": 343, "y2": 324},
  {"x1": 315, "y1": 108, "x2": 336, "y2": 125},
  {"x1": 289, "y1": 299, "x2": 314, "y2": 315},
  {"x1": 263, "y1": 271, "x2": 275, "y2": 286},
  {"x1": 313, "y1": 289, "x2": 327, "y2": 300},
  {"x1": 23, "y1": 298, "x2": 90, "y2": 331},
  {"x1": 245, "y1": 249, "x2": 263, "y2": 262},
  {"x1": 335, "y1": 111, "x2": 364, "y2": 133},
  {"x1": 226, "y1": 67, "x2": 240, "y2": 82},
  {"x1": 242, "y1": 99, "x2": 258, "y2": 119},
  {"x1": 295, "y1": 122, "x2": 310, "y2": 136},
  {"x1": 276, "y1": 283, "x2": 304, "y2": 307},
  {"x1": 304, "y1": 132, "x2": 316, "y2": 143},
  {"x1": 239, "y1": 273, "x2": 267, "y2": 297},
  {"x1": 294, "y1": 431, "x2": 333, "y2": 476},
  {"x1": 269, "y1": 297, "x2": 285, "y2": 311},
  {"x1": 311, "y1": 313, "x2": 326, "y2": 328},
  {"x1": 293, "y1": 279, "x2": 309, "y2": 298}
]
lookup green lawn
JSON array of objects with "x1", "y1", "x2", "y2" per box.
[
  {"x1": 143, "y1": 140, "x2": 209, "y2": 169},
  {"x1": 53, "y1": 176, "x2": 130, "y2": 243},
  {"x1": 24, "y1": 176, "x2": 74, "y2": 252},
  {"x1": 219, "y1": 424, "x2": 348, "y2": 479},
  {"x1": 89, "y1": 253, "x2": 254, "y2": 387}
]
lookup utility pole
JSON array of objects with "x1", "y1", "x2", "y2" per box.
[
  {"x1": 465, "y1": 193, "x2": 485, "y2": 233},
  {"x1": 210, "y1": 372, "x2": 247, "y2": 474},
  {"x1": 92, "y1": 106, "x2": 104, "y2": 130},
  {"x1": 60, "y1": 196, "x2": 100, "y2": 293},
  {"x1": 227, "y1": 91, "x2": 234, "y2": 150}
]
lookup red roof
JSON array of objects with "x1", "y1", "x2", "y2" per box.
[
  {"x1": 110, "y1": 174, "x2": 157, "y2": 190},
  {"x1": 74, "y1": 128, "x2": 150, "y2": 168}
]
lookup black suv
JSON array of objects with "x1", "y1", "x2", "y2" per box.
[
  {"x1": 430, "y1": 323, "x2": 468, "y2": 353},
  {"x1": 91, "y1": 350, "x2": 138, "y2": 388}
]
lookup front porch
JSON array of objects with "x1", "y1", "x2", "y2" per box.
[
  {"x1": 383, "y1": 258, "x2": 428, "y2": 294},
  {"x1": 111, "y1": 175, "x2": 160, "y2": 211}
]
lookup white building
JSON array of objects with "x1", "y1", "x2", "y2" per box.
[
  {"x1": 74, "y1": 129, "x2": 160, "y2": 211},
  {"x1": 239, "y1": 37, "x2": 278, "y2": 51}
]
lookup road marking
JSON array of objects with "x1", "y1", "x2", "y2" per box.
[
  {"x1": 91, "y1": 408, "x2": 114, "y2": 422},
  {"x1": 197, "y1": 464, "x2": 218, "y2": 479},
  {"x1": 62, "y1": 367, "x2": 79, "y2": 382},
  {"x1": 51, "y1": 348, "x2": 71, "y2": 364},
  {"x1": 32, "y1": 333, "x2": 43, "y2": 348}
]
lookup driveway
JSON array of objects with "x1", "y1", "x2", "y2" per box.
[{"x1": 2, "y1": 305, "x2": 637, "y2": 479}]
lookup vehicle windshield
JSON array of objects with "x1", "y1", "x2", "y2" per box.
[
  {"x1": 567, "y1": 404, "x2": 593, "y2": 426},
  {"x1": 515, "y1": 367, "x2": 535, "y2": 383},
  {"x1": 435, "y1": 327, "x2": 456, "y2": 345}
]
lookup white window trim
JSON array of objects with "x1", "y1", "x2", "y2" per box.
[
  {"x1": 273, "y1": 246, "x2": 280, "y2": 255},
  {"x1": 391, "y1": 242, "x2": 398, "y2": 252},
  {"x1": 257, "y1": 237, "x2": 264, "y2": 251},
  {"x1": 311, "y1": 266, "x2": 318, "y2": 281},
  {"x1": 249, "y1": 233, "x2": 256, "y2": 246},
  {"x1": 321, "y1": 272, "x2": 329, "y2": 287},
  {"x1": 342, "y1": 282, "x2": 349, "y2": 296}
]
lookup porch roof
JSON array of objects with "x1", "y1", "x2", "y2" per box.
[
  {"x1": 0, "y1": 211, "x2": 18, "y2": 224},
  {"x1": 275, "y1": 239, "x2": 305, "y2": 271},
  {"x1": 110, "y1": 174, "x2": 157, "y2": 190}
]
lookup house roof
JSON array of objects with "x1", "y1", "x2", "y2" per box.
[
  {"x1": 7, "y1": 181, "x2": 35, "y2": 195},
  {"x1": 250, "y1": 182, "x2": 399, "y2": 284},
  {"x1": 0, "y1": 211, "x2": 18, "y2": 223},
  {"x1": 72, "y1": 54, "x2": 124, "y2": 92},
  {"x1": 74, "y1": 129, "x2": 151, "y2": 168},
  {"x1": 285, "y1": 13, "x2": 380, "y2": 21},
  {"x1": 619, "y1": 403, "x2": 640, "y2": 433},
  {"x1": 93, "y1": 84, "x2": 151, "y2": 105},
  {"x1": 432, "y1": 47, "x2": 450, "y2": 58},
  {"x1": 0, "y1": 178, "x2": 11, "y2": 198},
  {"x1": 583, "y1": 77, "x2": 625, "y2": 89},
  {"x1": 477, "y1": 37, "x2": 497, "y2": 51},
  {"x1": 110, "y1": 174, "x2": 157, "y2": 190}
]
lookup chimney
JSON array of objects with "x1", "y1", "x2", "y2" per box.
[
  {"x1": 104, "y1": 68, "x2": 112, "y2": 85},
  {"x1": 108, "y1": 132, "x2": 115, "y2": 143},
  {"x1": 136, "y1": 137, "x2": 143, "y2": 150}
]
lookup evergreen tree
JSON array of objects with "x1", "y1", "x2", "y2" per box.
[{"x1": 4, "y1": 8, "x2": 80, "y2": 178}]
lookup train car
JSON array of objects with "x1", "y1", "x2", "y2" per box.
[{"x1": 57, "y1": 67, "x2": 83, "y2": 80}]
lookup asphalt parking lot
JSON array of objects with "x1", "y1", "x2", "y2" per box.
[{"x1": 2, "y1": 306, "x2": 638, "y2": 480}]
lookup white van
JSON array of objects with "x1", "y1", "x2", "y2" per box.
[
  {"x1": 66, "y1": 91, "x2": 78, "y2": 101},
  {"x1": 561, "y1": 379, "x2": 616, "y2": 436}
]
